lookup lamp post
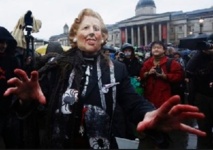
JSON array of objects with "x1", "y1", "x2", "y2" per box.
[{"x1": 199, "y1": 18, "x2": 204, "y2": 34}]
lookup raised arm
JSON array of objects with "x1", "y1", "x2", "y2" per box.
[
  {"x1": 137, "y1": 95, "x2": 206, "y2": 137},
  {"x1": 4, "y1": 68, "x2": 46, "y2": 104}
]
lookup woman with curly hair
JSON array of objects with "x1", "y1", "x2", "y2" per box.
[{"x1": 4, "y1": 8, "x2": 205, "y2": 149}]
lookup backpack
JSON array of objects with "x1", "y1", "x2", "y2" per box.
[{"x1": 166, "y1": 58, "x2": 186, "y2": 103}]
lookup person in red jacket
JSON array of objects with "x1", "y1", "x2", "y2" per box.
[
  {"x1": 140, "y1": 41, "x2": 184, "y2": 108},
  {"x1": 140, "y1": 41, "x2": 186, "y2": 149}
]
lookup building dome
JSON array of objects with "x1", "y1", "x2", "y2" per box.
[
  {"x1": 136, "y1": 0, "x2": 156, "y2": 9},
  {"x1": 135, "y1": 0, "x2": 156, "y2": 15}
]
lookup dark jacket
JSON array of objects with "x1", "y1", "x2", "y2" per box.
[
  {"x1": 123, "y1": 57, "x2": 141, "y2": 77},
  {"x1": 0, "y1": 26, "x2": 19, "y2": 114},
  {"x1": 121, "y1": 43, "x2": 141, "y2": 77},
  {"x1": 0, "y1": 26, "x2": 17, "y2": 55},
  {"x1": 15, "y1": 48, "x2": 157, "y2": 149},
  {"x1": 186, "y1": 51, "x2": 213, "y2": 97}
]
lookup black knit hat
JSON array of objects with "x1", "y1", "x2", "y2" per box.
[
  {"x1": 0, "y1": 26, "x2": 17, "y2": 54},
  {"x1": 121, "y1": 43, "x2": 134, "y2": 52}
]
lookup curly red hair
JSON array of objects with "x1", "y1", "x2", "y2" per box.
[{"x1": 69, "y1": 8, "x2": 108, "y2": 48}]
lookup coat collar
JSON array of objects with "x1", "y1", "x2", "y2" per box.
[{"x1": 148, "y1": 56, "x2": 169, "y2": 65}]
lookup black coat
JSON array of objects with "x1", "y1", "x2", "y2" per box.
[
  {"x1": 123, "y1": 57, "x2": 141, "y2": 77},
  {"x1": 15, "y1": 49, "x2": 156, "y2": 149},
  {"x1": 0, "y1": 26, "x2": 19, "y2": 114},
  {"x1": 186, "y1": 51, "x2": 213, "y2": 97}
]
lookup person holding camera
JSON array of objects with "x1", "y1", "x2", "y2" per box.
[
  {"x1": 115, "y1": 51, "x2": 125, "y2": 62},
  {"x1": 140, "y1": 41, "x2": 186, "y2": 149},
  {"x1": 186, "y1": 33, "x2": 213, "y2": 149},
  {"x1": 140, "y1": 41, "x2": 184, "y2": 108},
  {"x1": 121, "y1": 43, "x2": 143, "y2": 96},
  {"x1": 121, "y1": 43, "x2": 141, "y2": 78}
]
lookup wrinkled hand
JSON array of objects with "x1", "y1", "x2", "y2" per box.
[
  {"x1": 4, "y1": 69, "x2": 46, "y2": 104},
  {"x1": 137, "y1": 95, "x2": 206, "y2": 137}
]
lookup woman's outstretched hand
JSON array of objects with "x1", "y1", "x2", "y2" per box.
[
  {"x1": 4, "y1": 69, "x2": 46, "y2": 104},
  {"x1": 137, "y1": 95, "x2": 206, "y2": 137}
]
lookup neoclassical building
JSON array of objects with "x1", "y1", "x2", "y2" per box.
[
  {"x1": 49, "y1": 24, "x2": 70, "y2": 46},
  {"x1": 107, "y1": 0, "x2": 213, "y2": 47}
]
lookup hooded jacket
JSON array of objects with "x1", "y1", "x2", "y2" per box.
[
  {"x1": 121, "y1": 43, "x2": 141, "y2": 77},
  {"x1": 0, "y1": 26, "x2": 17, "y2": 55},
  {"x1": 0, "y1": 26, "x2": 19, "y2": 113}
]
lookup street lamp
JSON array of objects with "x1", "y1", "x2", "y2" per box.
[{"x1": 199, "y1": 18, "x2": 204, "y2": 34}]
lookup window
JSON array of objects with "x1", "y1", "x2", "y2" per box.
[
  {"x1": 179, "y1": 26, "x2": 182, "y2": 32},
  {"x1": 170, "y1": 27, "x2": 174, "y2": 33},
  {"x1": 188, "y1": 26, "x2": 191, "y2": 32}
]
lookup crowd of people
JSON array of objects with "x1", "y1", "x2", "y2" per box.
[
  {"x1": 0, "y1": 7, "x2": 212, "y2": 149},
  {"x1": 105, "y1": 34, "x2": 213, "y2": 149}
]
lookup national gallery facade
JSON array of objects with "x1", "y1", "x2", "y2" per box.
[{"x1": 107, "y1": 0, "x2": 213, "y2": 47}]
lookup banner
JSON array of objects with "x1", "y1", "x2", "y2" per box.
[
  {"x1": 162, "y1": 25, "x2": 167, "y2": 39},
  {"x1": 121, "y1": 29, "x2": 125, "y2": 44}
]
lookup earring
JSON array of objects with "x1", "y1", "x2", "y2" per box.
[
  {"x1": 101, "y1": 40, "x2": 104, "y2": 44},
  {"x1": 73, "y1": 37, "x2": 77, "y2": 42}
]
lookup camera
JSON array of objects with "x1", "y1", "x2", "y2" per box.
[
  {"x1": 24, "y1": 10, "x2": 33, "y2": 35},
  {"x1": 196, "y1": 41, "x2": 213, "y2": 50},
  {"x1": 119, "y1": 52, "x2": 125, "y2": 59},
  {"x1": 155, "y1": 65, "x2": 162, "y2": 74}
]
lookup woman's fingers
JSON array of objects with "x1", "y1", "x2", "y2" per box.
[
  {"x1": 179, "y1": 112, "x2": 205, "y2": 120},
  {"x1": 158, "y1": 95, "x2": 181, "y2": 114},
  {"x1": 169, "y1": 104, "x2": 200, "y2": 116},
  {"x1": 30, "y1": 71, "x2": 39, "y2": 82},
  {"x1": 7, "y1": 77, "x2": 22, "y2": 87},
  {"x1": 136, "y1": 110, "x2": 157, "y2": 132},
  {"x1": 4, "y1": 78, "x2": 22, "y2": 96},
  {"x1": 13, "y1": 69, "x2": 39, "y2": 83},
  {"x1": 137, "y1": 120, "x2": 150, "y2": 132},
  {"x1": 4, "y1": 87, "x2": 18, "y2": 96},
  {"x1": 180, "y1": 123, "x2": 206, "y2": 137},
  {"x1": 38, "y1": 93, "x2": 46, "y2": 105},
  {"x1": 14, "y1": 69, "x2": 29, "y2": 82}
]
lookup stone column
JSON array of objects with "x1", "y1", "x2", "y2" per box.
[
  {"x1": 158, "y1": 23, "x2": 162, "y2": 41},
  {"x1": 151, "y1": 24, "x2": 155, "y2": 42},
  {"x1": 137, "y1": 26, "x2": 141, "y2": 46},
  {"x1": 167, "y1": 22, "x2": 170, "y2": 44},
  {"x1": 184, "y1": 24, "x2": 187, "y2": 37},
  {"x1": 119, "y1": 29, "x2": 122, "y2": 46},
  {"x1": 144, "y1": 25, "x2": 147, "y2": 45},
  {"x1": 125, "y1": 27, "x2": 128, "y2": 43},
  {"x1": 131, "y1": 27, "x2": 134, "y2": 45}
]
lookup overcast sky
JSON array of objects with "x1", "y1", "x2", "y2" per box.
[{"x1": 1, "y1": 0, "x2": 212, "y2": 40}]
